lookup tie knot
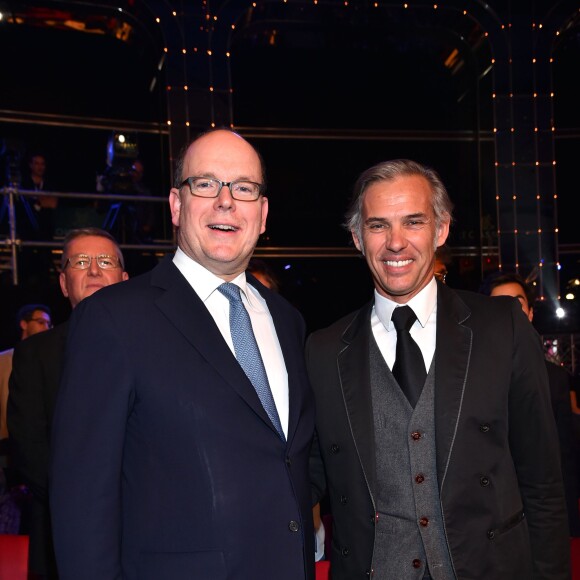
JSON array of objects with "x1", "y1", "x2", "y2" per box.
[
  {"x1": 391, "y1": 305, "x2": 417, "y2": 332},
  {"x1": 218, "y1": 282, "x2": 242, "y2": 303}
]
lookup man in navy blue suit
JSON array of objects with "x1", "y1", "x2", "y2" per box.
[{"x1": 50, "y1": 129, "x2": 315, "y2": 580}]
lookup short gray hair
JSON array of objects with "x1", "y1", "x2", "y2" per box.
[{"x1": 344, "y1": 159, "x2": 454, "y2": 245}]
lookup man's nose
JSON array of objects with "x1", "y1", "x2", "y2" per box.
[
  {"x1": 215, "y1": 184, "x2": 234, "y2": 207},
  {"x1": 87, "y1": 259, "x2": 102, "y2": 275},
  {"x1": 386, "y1": 226, "x2": 406, "y2": 251}
]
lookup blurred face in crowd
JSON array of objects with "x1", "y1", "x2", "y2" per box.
[
  {"x1": 169, "y1": 130, "x2": 268, "y2": 281},
  {"x1": 20, "y1": 309, "x2": 52, "y2": 339},
  {"x1": 434, "y1": 257, "x2": 448, "y2": 284},
  {"x1": 130, "y1": 160, "x2": 144, "y2": 184},
  {"x1": 251, "y1": 271, "x2": 273, "y2": 289},
  {"x1": 30, "y1": 155, "x2": 46, "y2": 179},
  {"x1": 59, "y1": 235, "x2": 128, "y2": 308},
  {"x1": 352, "y1": 174, "x2": 449, "y2": 304},
  {"x1": 490, "y1": 282, "x2": 533, "y2": 321}
]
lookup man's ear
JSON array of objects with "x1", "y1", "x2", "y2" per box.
[
  {"x1": 436, "y1": 215, "x2": 450, "y2": 248},
  {"x1": 59, "y1": 271, "x2": 69, "y2": 299},
  {"x1": 169, "y1": 188, "x2": 181, "y2": 227},
  {"x1": 352, "y1": 230, "x2": 364, "y2": 255}
]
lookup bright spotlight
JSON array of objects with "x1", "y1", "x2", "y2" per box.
[{"x1": 555, "y1": 307, "x2": 565, "y2": 319}]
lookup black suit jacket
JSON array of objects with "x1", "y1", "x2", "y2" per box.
[
  {"x1": 7, "y1": 320, "x2": 68, "y2": 579},
  {"x1": 50, "y1": 256, "x2": 315, "y2": 580},
  {"x1": 8, "y1": 321, "x2": 68, "y2": 499},
  {"x1": 545, "y1": 360, "x2": 580, "y2": 536},
  {"x1": 307, "y1": 282, "x2": 570, "y2": 579}
]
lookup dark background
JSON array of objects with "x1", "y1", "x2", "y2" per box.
[{"x1": 1, "y1": 0, "x2": 580, "y2": 353}]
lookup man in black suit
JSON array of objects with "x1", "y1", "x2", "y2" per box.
[
  {"x1": 487, "y1": 271, "x2": 580, "y2": 538},
  {"x1": 307, "y1": 159, "x2": 570, "y2": 579},
  {"x1": 49, "y1": 129, "x2": 315, "y2": 579},
  {"x1": 8, "y1": 227, "x2": 128, "y2": 579}
]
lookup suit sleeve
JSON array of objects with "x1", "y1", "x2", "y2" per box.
[
  {"x1": 546, "y1": 362, "x2": 580, "y2": 536},
  {"x1": 507, "y1": 301, "x2": 570, "y2": 578},
  {"x1": 50, "y1": 298, "x2": 132, "y2": 580},
  {"x1": 306, "y1": 334, "x2": 327, "y2": 506},
  {"x1": 8, "y1": 339, "x2": 50, "y2": 499}
]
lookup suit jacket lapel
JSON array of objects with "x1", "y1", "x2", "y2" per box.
[
  {"x1": 434, "y1": 283, "x2": 472, "y2": 489},
  {"x1": 151, "y1": 257, "x2": 278, "y2": 435},
  {"x1": 333, "y1": 287, "x2": 472, "y2": 497},
  {"x1": 337, "y1": 301, "x2": 377, "y2": 495}
]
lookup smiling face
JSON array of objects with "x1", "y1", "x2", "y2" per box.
[
  {"x1": 352, "y1": 174, "x2": 449, "y2": 303},
  {"x1": 169, "y1": 130, "x2": 268, "y2": 281}
]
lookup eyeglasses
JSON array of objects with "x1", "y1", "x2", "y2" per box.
[
  {"x1": 28, "y1": 317, "x2": 53, "y2": 328},
  {"x1": 64, "y1": 254, "x2": 122, "y2": 270},
  {"x1": 179, "y1": 176, "x2": 263, "y2": 201}
]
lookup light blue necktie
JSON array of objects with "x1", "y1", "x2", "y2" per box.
[{"x1": 218, "y1": 282, "x2": 285, "y2": 440}]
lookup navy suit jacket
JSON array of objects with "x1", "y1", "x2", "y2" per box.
[
  {"x1": 50, "y1": 255, "x2": 315, "y2": 580},
  {"x1": 308, "y1": 282, "x2": 570, "y2": 579}
]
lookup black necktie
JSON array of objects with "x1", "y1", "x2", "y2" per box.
[{"x1": 391, "y1": 305, "x2": 427, "y2": 408}]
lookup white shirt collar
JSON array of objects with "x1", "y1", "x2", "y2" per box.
[
  {"x1": 374, "y1": 277, "x2": 437, "y2": 331},
  {"x1": 172, "y1": 247, "x2": 259, "y2": 307}
]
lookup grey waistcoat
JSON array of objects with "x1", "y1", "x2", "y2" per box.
[{"x1": 369, "y1": 334, "x2": 455, "y2": 579}]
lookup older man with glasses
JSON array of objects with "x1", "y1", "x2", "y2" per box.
[{"x1": 7, "y1": 227, "x2": 128, "y2": 580}]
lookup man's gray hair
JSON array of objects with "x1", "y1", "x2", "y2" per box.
[{"x1": 344, "y1": 159, "x2": 454, "y2": 246}]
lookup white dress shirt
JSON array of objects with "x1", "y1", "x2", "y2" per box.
[
  {"x1": 371, "y1": 277, "x2": 438, "y2": 373},
  {"x1": 173, "y1": 248, "x2": 289, "y2": 437}
]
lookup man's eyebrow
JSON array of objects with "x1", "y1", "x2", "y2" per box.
[{"x1": 365, "y1": 212, "x2": 428, "y2": 222}]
